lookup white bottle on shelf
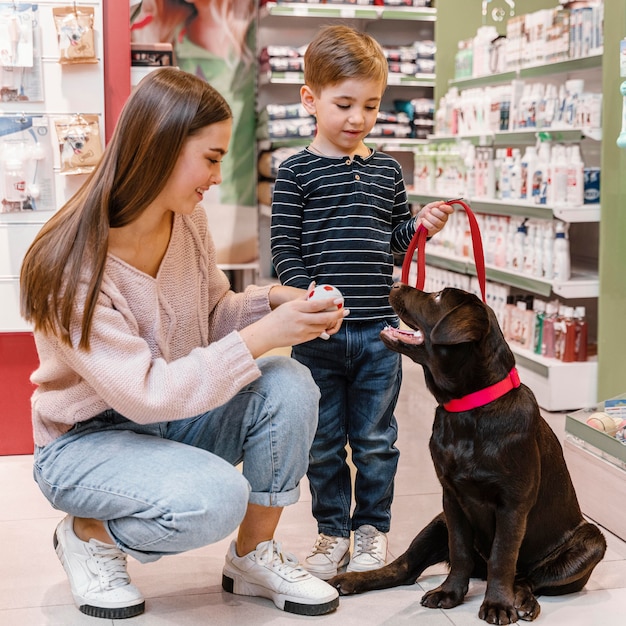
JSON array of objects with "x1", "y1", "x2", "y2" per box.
[
  {"x1": 512, "y1": 219, "x2": 527, "y2": 270},
  {"x1": 551, "y1": 144, "x2": 569, "y2": 207},
  {"x1": 500, "y1": 147, "x2": 514, "y2": 199},
  {"x1": 566, "y1": 144, "x2": 585, "y2": 207},
  {"x1": 520, "y1": 145, "x2": 537, "y2": 201},
  {"x1": 553, "y1": 221, "x2": 571, "y2": 282},
  {"x1": 542, "y1": 222, "x2": 554, "y2": 280},
  {"x1": 533, "y1": 141, "x2": 551, "y2": 205}
]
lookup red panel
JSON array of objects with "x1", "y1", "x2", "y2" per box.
[
  {"x1": 103, "y1": 0, "x2": 131, "y2": 143},
  {"x1": 0, "y1": 333, "x2": 38, "y2": 455}
]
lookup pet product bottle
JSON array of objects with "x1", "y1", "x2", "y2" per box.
[
  {"x1": 574, "y1": 306, "x2": 588, "y2": 362},
  {"x1": 512, "y1": 219, "x2": 527, "y2": 270},
  {"x1": 566, "y1": 144, "x2": 585, "y2": 207},
  {"x1": 520, "y1": 145, "x2": 537, "y2": 201},
  {"x1": 533, "y1": 299, "x2": 546, "y2": 355},
  {"x1": 500, "y1": 147, "x2": 514, "y2": 199},
  {"x1": 551, "y1": 145, "x2": 569, "y2": 207},
  {"x1": 542, "y1": 301, "x2": 558, "y2": 358},
  {"x1": 559, "y1": 306, "x2": 576, "y2": 362},
  {"x1": 553, "y1": 221, "x2": 571, "y2": 282}
]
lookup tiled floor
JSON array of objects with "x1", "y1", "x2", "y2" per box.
[{"x1": 2, "y1": 357, "x2": 626, "y2": 625}]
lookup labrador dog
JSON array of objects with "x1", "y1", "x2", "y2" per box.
[{"x1": 330, "y1": 284, "x2": 606, "y2": 624}]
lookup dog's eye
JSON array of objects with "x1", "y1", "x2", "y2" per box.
[{"x1": 434, "y1": 292, "x2": 442, "y2": 303}]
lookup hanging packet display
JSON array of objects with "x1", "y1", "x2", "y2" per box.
[{"x1": 52, "y1": 5, "x2": 97, "y2": 64}]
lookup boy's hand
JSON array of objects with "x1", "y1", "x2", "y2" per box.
[{"x1": 416, "y1": 200, "x2": 454, "y2": 237}]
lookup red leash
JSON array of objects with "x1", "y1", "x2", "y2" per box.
[{"x1": 401, "y1": 198, "x2": 487, "y2": 303}]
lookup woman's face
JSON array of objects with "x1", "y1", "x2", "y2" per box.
[{"x1": 157, "y1": 118, "x2": 232, "y2": 215}]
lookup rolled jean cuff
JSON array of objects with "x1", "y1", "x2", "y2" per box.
[{"x1": 248, "y1": 483, "x2": 300, "y2": 508}]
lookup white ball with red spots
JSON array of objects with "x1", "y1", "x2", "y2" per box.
[{"x1": 307, "y1": 284, "x2": 344, "y2": 310}]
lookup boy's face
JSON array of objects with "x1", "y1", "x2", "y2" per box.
[{"x1": 301, "y1": 77, "x2": 384, "y2": 153}]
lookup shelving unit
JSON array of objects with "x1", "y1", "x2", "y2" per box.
[
  {"x1": 564, "y1": 394, "x2": 626, "y2": 541},
  {"x1": 410, "y1": 33, "x2": 602, "y2": 410}
]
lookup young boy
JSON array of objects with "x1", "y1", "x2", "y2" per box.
[{"x1": 270, "y1": 25, "x2": 453, "y2": 580}]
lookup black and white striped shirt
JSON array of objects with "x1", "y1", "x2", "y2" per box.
[{"x1": 270, "y1": 148, "x2": 417, "y2": 323}]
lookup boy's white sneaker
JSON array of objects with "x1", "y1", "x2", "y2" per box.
[
  {"x1": 347, "y1": 524, "x2": 388, "y2": 573},
  {"x1": 304, "y1": 534, "x2": 351, "y2": 579},
  {"x1": 222, "y1": 539, "x2": 339, "y2": 615},
  {"x1": 53, "y1": 515, "x2": 145, "y2": 619}
]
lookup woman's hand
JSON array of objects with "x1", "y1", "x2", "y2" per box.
[
  {"x1": 241, "y1": 283, "x2": 349, "y2": 358},
  {"x1": 416, "y1": 200, "x2": 455, "y2": 237}
]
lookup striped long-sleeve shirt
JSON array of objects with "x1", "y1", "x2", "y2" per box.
[{"x1": 270, "y1": 148, "x2": 417, "y2": 323}]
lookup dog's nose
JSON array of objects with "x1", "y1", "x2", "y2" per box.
[{"x1": 391, "y1": 283, "x2": 402, "y2": 291}]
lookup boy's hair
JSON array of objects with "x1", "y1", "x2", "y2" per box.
[{"x1": 304, "y1": 25, "x2": 388, "y2": 93}]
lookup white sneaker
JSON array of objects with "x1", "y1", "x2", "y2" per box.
[
  {"x1": 222, "y1": 539, "x2": 339, "y2": 615},
  {"x1": 53, "y1": 515, "x2": 145, "y2": 619},
  {"x1": 347, "y1": 525, "x2": 387, "y2": 573},
  {"x1": 304, "y1": 534, "x2": 350, "y2": 580}
]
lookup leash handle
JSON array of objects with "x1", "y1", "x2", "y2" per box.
[{"x1": 401, "y1": 199, "x2": 487, "y2": 303}]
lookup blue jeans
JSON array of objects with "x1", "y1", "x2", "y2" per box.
[
  {"x1": 292, "y1": 320, "x2": 401, "y2": 538},
  {"x1": 33, "y1": 356, "x2": 319, "y2": 563}
]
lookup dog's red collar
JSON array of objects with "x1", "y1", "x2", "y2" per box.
[{"x1": 443, "y1": 368, "x2": 521, "y2": 412}]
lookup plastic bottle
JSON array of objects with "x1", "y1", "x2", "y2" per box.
[
  {"x1": 531, "y1": 222, "x2": 544, "y2": 278},
  {"x1": 3, "y1": 159, "x2": 27, "y2": 204},
  {"x1": 566, "y1": 144, "x2": 585, "y2": 207},
  {"x1": 523, "y1": 221, "x2": 536, "y2": 275},
  {"x1": 510, "y1": 148, "x2": 522, "y2": 199},
  {"x1": 494, "y1": 218, "x2": 507, "y2": 268},
  {"x1": 574, "y1": 305, "x2": 588, "y2": 362},
  {"x1": 553, "y1": 221, "x2": 571, "y2": 282},
  {"x1": 512, "y1": 219, "x2": 527, "y2": 270},
  {"x1": 542, "y1": 301, "x2": 557, "y2": 358},
  {"x1": 500, "y1": 147, "x2": 514, "y2": 199},
  {"x1": 520, "y1": 145, "x2": 537, "y2": 201},
  {"x1": 560, "y1": 306, "x2": 577, "y2": 362},
  {"x1": 542, "y1": 222, "x2": 554, "y2": 280},
  {"x1": 551, "y1": 144, "x2": 568, "y2": 207},
  {"x1": 464, "y1": 143, "x2": 476, "y2": 198},
  {"x1": 533, "y1": 299, "x2": 546, "y2": 355},
  {"x1": 533, "y1": 141, "x2": 551, "y2": 205}
]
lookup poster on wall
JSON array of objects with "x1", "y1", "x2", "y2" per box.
[{"x1": 129, "y1": 0, "x2": 258, "y2": 266}]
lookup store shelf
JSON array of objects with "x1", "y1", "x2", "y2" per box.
[
  {"x1": 408, "y1": 194, "x2": 601, "y2": 223},
  {"x1": 260, "y1": 70, "x2": 435, "y2": 88},
  {"x1": 259, "y1": 2, "x2": 437, "y2": 22},
  {"x1": 422, "y1": 253, "x2": 598, "y2": 298},
  {"x1": 513, "y1": 345, "x2": 597, "y2": 412},
  {"x1": 449, "y1": 53, "x2": 603, "y2": 90},
  {"x1": 563, "y1": 394, "x2": 626, "y2": 540},
  {"x1": 427, "y1": 127, "x2": 600, "y2": 146}
]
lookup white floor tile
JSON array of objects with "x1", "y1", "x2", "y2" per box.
[{"x1": 1, "y1": 356, "x2": 624, "y2": 626}]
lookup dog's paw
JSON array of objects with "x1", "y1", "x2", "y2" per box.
[
  {"x1": 421, "y1": 586, "x2": 464, "y2": 609},
  {"x1": 514, "y1": 586, "x2": 541, "y2": 621},
  {"x1": 478, "y1": 600, "x2": 520, "y2": 624},
  {"x1": 328, "y1": 572, "x2": 366, "y2": 595}
]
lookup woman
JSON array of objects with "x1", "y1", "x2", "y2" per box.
[{"x1": 20, "y1": 67, "x2": 347, "y2": 620}]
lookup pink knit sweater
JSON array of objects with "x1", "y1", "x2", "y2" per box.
[{"x1": 30, "y1": 206, "x2": 272, "y2": 447}]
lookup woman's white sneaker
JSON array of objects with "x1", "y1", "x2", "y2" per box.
[
  {"x1": 304, "y1": 534, "x2": 350, "y2": 579},
  {"x1": 53, "y1": 515, "x2": 145, "y2": 619},
  {"x1": 347, "y1": 524, "x2": 387, "y2": 573},
  {"x1": 222, "y1": 539, "x2": 339, "y2": 615}
]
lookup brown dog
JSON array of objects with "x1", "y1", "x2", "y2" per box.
[{"x1": 330, "y1": 284, "x2": 606, "y2": 624}]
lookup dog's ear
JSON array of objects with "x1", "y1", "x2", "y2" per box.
[{"x1": 430, "y1": 300, "x2": 490, "y2": 346}]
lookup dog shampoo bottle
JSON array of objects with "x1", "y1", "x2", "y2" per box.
[{"x1": 574, "y1": 306, "x2": 588, "y2": 362}]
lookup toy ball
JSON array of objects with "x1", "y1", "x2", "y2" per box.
[
  {"x1": 586, "y1": 412, "x2": 622, "y2": 436},
  {"x1": 307, "y1": 284, "x2": 344, "y2": 310}
]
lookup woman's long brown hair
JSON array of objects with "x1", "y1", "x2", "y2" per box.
[{"x1": 20, "y1": 67, "x2": 231, "y2": 350}]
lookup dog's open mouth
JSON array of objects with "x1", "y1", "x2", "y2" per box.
[{"x1": 382, "y1": 325, "x2": 424, "y2": 346}]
